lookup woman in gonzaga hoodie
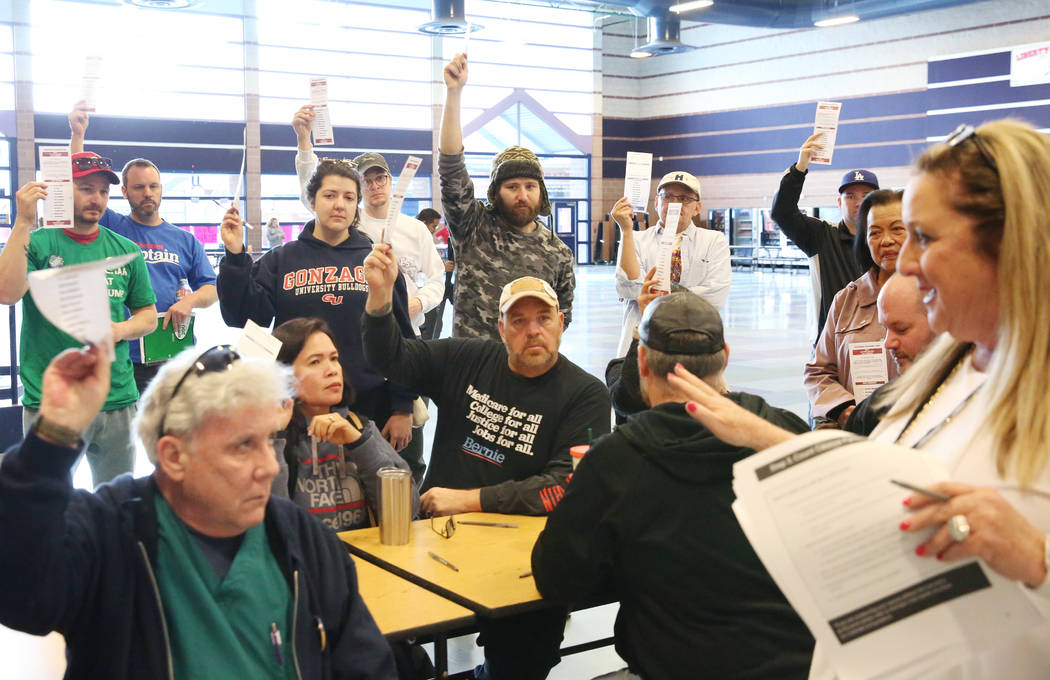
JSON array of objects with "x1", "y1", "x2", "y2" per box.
[{"x1": 217, "y1": 158, "x2": 416, "y2": 431}]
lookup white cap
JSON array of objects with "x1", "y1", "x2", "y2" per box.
[
  {"x1": 499, "y1": 276, "x2": 559, "y2": 314},
  {"x1": 657, "y1": 171, "x2": 701, "y2": 200}
]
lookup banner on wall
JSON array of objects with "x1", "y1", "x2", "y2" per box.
[{"x1": 1010, "y1": 42, "x2": 1050, "y2": 87}]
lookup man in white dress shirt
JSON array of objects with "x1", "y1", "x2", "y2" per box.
[{"x1": 612, "y1": 170, "x2": 731, "y2": 356}]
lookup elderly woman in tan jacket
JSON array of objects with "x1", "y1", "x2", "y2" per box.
[{"x1": 805, "y1": 189, "x2": 904, "y2": 426}]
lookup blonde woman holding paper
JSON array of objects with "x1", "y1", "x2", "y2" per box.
[{"x1": 671, "y1": 119, "x2": 1050, "y2": 679}]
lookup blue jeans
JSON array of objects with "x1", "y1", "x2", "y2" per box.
[{"x1": 23, "y1": 405, "x2": 137, "y2": 487}]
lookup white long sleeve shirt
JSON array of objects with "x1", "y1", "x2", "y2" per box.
[
  {"x1": 613, "y1": 223, "x2": 732, "y2": 356},
  {"x1": 296, "y1": 150, "x2": 444, "y2": 333}
]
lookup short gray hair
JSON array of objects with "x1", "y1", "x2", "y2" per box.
[{"x1": 134, "y1": 347, "x2": 293, "y2": 463}]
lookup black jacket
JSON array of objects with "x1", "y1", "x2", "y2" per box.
[
  {"x1": 532, "y1": 399, "x2": 814, "y2": 680},
  {"x1": 217, "y1": 221, "x2": 417, "y2": 416},
  {"x1": 771, "y1": 165, "x2": 864, "y2": 338},
  {"x1": 0, "y1": 432, "x2": 397, "y2": 679}
]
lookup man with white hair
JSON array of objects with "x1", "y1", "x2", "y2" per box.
[{"x1": 0, "y1": 345, "x2": 396, "y2": 679}]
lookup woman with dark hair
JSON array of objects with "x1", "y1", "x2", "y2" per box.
[
  {"x1": 217, "y1": 159, "x2": 419, "y2": 454},
  {"x1": 271, "y1": 317, "x2": 419, "y2": 531},
  {"x1": 804, "y1": 189, "x2": 906, "y2": 426}
]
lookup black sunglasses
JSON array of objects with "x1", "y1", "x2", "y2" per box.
[
  {"x1": 158, "y1": 345, "x2": 240, "y2": 437},
  {"x1": 72, "y1": 156, "x2": 114, "y2": 171},
  {"x1": 944, "y1": 124, "x2": 999, "y2": 177}
]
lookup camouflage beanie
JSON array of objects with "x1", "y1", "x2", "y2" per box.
[{"x1": 487, "y1": 146, "x2": 552, "y2": 217}]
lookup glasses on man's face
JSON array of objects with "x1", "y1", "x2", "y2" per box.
[
  {"x1": 364, "y1": 174, "x2": 390, "y2": 189},
  {"x1": 72, "y1": 156, "x2": 113, "y2": 171},
  {"x1": 944, "y1": 124, "x2": 999, "y2": 177},
  {"x1": 158, "y1": 345, "x2": 240, "y2": 437},
  {"x1": 658, "y1": 192, "x2": 697, "y2": 205},
  {"x1": 430, "y1": 515, "x2": 456, "y2": 539}
]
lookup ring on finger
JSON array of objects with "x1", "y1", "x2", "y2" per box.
[{"x1": 948, "y1": 514, "x2": 971, "y2": 542}]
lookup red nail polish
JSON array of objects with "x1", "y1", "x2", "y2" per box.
[
  {"x1": 936, "y1": 554, "x2": 943, "y2": 561},
  {"x1": 899, "y1": 521, "x2": 910, "y2": 530},
  {"x1": 902, "y1": 497, "x2": 911, "y2": 507},
  {"x1": 686, "y1": 402, "x2": 698, "y2": 413},
  {"x1": 915, "y1": 545, "x2": 925, "y2": 556}
]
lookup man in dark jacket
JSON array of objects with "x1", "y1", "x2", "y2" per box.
[
  {"x1": 770, "y1": 132, "x2": 878, "y2": 338},
  {"x1": 532, "y1": 292, "x2": 815, "y2": 680},
  {"x1": 0, "y1": 345, "x2": 396, "y2": 679}
]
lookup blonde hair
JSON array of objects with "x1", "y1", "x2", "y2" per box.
[{"x1": 879, "y1": 119, "x2": 1050, "y2": 486}]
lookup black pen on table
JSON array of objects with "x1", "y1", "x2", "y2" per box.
[
  {"x1": 429, "y1": 551, "x2": 459, "y2": 572},
  {"x1": 890, "y1": 479, "x2": 951, "y2": 502}
]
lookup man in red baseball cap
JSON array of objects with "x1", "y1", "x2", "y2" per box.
[{"x1": 0, "y1": 151, "x2": 157, "y2": 486}]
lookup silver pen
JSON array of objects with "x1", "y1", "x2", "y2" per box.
[
  {"x1": 890, "y1": 479, "x2": 951, "y2": 502},
  {"x1": 428, "y1": 551, "x2": 459, "y2": 572},
  {"x1": 457, "y1": 520, "x2": 518, "y2": 528}
]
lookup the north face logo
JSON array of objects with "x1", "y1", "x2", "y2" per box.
[
  {"x1": 321, "y1": 293, "x2": 343, "y2": 306},
  {"x1": 854, "y1": 171, "x2": 865, "y2": 181}
]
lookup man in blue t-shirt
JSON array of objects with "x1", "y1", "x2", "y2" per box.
[{"x1": 70, "y1": 103, "x2": 218, "y2": 394}]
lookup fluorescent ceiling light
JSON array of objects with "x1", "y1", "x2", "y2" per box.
[
  {"x1": 629, "y1": 49, "x2": 654, "y2": 58},
  {"x1": 814, "y1": 14, "x2": 860, "y2": 27},
  {"x1": 670, "y1": 0, "x2": 714, "y2": 13}
]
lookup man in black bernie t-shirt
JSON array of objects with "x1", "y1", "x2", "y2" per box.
[{"x1": 361, "y1": 243, "x2": 610, "y2": 680}]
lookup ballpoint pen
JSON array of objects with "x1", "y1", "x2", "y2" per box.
[
  {"x1": 428, "y1": 551, "x2": 459, "y2": 572},
  {"x1": 457, "y1": 520, "x2": 518, "y2": 528},
  {"x1": 890, "y1": 479, "x2": 951, "y2": 502}
]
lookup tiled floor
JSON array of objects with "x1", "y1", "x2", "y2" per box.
[{"x1": 59, "y1": 262, "x2": 817, "y2": 679}]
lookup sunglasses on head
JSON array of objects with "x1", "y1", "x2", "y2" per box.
[
  {"x1": 944, "y1": 124, "x2": 999, "y2": 177},
  {"x1": 158, "y1": 345, "x2": 240, "y2": 438},
  {"x1": 72, "y1": 156, "x2": 113, "y2": 171}
]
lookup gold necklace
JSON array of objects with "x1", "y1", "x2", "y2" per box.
[{"x1": 894, "y1": 348, "x2": 974, "y2": 446}]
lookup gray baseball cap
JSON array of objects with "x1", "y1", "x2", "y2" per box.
[
  {"x1": 639, "y1": 292, "x2": 724, "y2": 355},
  {"x1": 352, "y1": 152, "x2": 390, "y2": 175}
]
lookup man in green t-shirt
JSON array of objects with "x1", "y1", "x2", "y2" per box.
[{"x1": 0, "y1": 152, "x2": 156, "y2": 485}]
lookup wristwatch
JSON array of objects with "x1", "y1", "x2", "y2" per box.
[{"x1": 30, "y1": 414, "x2": 83, "y2": 448}]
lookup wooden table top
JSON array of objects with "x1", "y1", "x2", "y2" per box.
[
  {"x1": 351, "y1": 556, "x2": 475, "y2": 641},
  {"x1": 340, "y1": 513, "x2": 548, "y2": 618}
]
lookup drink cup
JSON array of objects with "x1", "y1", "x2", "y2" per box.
[
  {"x1": 570, "y1": 445, "x2": 589, "y2": 470},
  {"x1": 378, "y1": 467, "x2": 412, "y2": 545}
]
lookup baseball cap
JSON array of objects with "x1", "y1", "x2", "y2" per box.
[
  {"x1": 657, "y1": 171, "x2": 701, "y2": 200},
  {"x1": 71, "y1": 152, "x2": 119, "y2": 185},
  {"x1": 638, "y1": 292, "x2": 724, "y2": 355},
  {"x1": 352, "y1": 152, "x2": 390, "y2": 176},
  {"x1": 838, "y1": 169, "x2": 879, "y2": 194},
  {"x1": 498, "y1": 276, "x2": 559, "y2": 314}
]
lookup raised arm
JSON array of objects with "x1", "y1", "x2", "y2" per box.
[
  {"x1": 216, "y1": 206, "x2": 278, "y2": 328},
  {"x1": 293, "y1": 105, "x2": 319, "y2": 211},
  {"x1": 0, "y1": 183, "x2": 43, "y2": 304},
  {"x1": 439, "y1": 54, "x2": 468, "y2": 155},
  {"x1": 68, "y1": 101, "x2": 91, "y2": 154},
  {"x1": 769, "y1": 133, "x2": 828, "y2": 256}
]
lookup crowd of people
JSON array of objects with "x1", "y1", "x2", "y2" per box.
[{"x1": 1, "y1": 51, "x2": 1049, "y2": 680}]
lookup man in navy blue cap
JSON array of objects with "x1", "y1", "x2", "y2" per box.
[{"x1": 770, "y1": 132, "x2": 879, "y2": 338}]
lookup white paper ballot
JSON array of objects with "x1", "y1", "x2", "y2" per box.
[
  {"x1": 654, "y1": 202, "x2": 682, "y2": 293},
  {"x1": 310, "y1": 78, "x2": 335, "y2": 146},
  {"x1": 26, "y1": 253, "x2": 137, "y2": 361},
  {"x1": 383, "y1": 156, "x2": 422, "y2": 244},
  {"x1": 849, "y1": 340, "x2": 888, "y2": 400},
  {"x1": 79, "y1": 55, "x2": 102, "y2": 111},
  {"x1": 39, "y1": 146, "x2": 74, "y2": 229},
  {"x1": 811, "y1": 101, "x2": 842, "y2": 166},
  {"x1": 624, "y1": 151, "x2": 653, "y2": 212},
  {"x1": 235, "y1": 319, "x2": 283, "y2": 361},
  {"x1": 731, "y1": 431, "x2": 1044, "y2": 680}
]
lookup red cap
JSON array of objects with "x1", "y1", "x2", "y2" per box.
[{"x1": 72, "y1": 152, "x2": 119, "y2": 185}]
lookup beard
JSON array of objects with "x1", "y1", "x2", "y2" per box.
[
  {"x1": 130, "y1": 198, "x2": 159, "y2": 221},
  {"x1": 496, "y1": 195, "x2": 539, "y2": 228}
]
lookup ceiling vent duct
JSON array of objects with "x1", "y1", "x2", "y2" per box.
[
  {"x1": 631, "y1": 13, "x2": 695, "y2": 57},
  {"x1": 419, "y1": 0, "x2": 483, "y2": 35}
]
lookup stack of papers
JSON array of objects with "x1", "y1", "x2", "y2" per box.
[{"x1": 731, "y1": 431, "x2": 1044, "y2": 679}]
